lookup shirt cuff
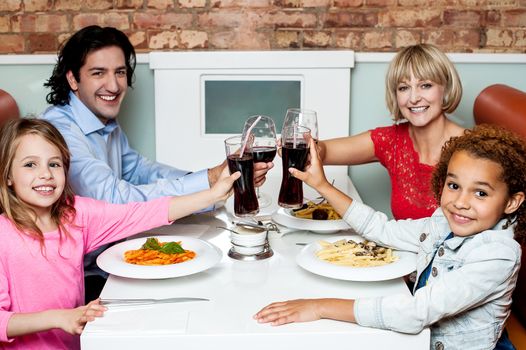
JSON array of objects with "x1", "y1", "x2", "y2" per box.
[
  {"x1": 180, "y1": 169, "x2": 215, "y2": 213},
  {"x1": 0, "y1": 312, "x2": 15, "y2": 343},
  {"x1": 354, "y1": 297, "x2": 386, "y2": 329}
]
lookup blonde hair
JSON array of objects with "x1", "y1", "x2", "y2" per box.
[
  {"x1": 386, "y1": 44, "x2": 463, "y2": 122},
  {"x1": 0, "y1": 118, "x2": 76, "y2": 245}
]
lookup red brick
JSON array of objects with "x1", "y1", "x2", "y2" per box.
[
  {"x1": 365, "y1": 0, "x2": 396, "y2": 6},
  {"x1": 485, "y1": 28, "x2": 513, "y2": 47},
  {"x1": 423, "y1": 30, "x2": 455, "y2": 46},
  {"x1": 443, "y1": 10, "x2": 481, "y2": 27},
  {"x1": 147, "y1": 0, "x2": 175, "y2": 9},
  {"x1": 0, "y1": 0, "x2": 21, "y2": 11},
  {"x1": 0, "y1": 16, "x2": 9, "y2": 33},
  {"x1": 58, "y1": 33, "x2": 72, "y2": 47},
  {"x1": 199, "y1": 10, "x2": 268, "y2": 29},
  {"x1": 72, "y1": 14, "x2": 102, "y2": 30},
  {"x1": 398, "y1": 0, "x2": 445, "y2": 5},
  {"x1": 209, "y1": 30, "x2": 270, "y2": 49},
  {"x1": 266, "y1": 11, "x2": 317, "y2": 28},
  {"x1": 274, "y1": 0, "x2": 302, "y2": 7},
  {"x1": 116, "y1": 0, "x2": 145, "y2": 9},
  {"x1": 334, "y1": 30, "x2": 362, "y2": 48},
  {"x1": 23, "y1": 0, "x2": 50, "y2": 11},
  {"x1": 454, "y1": 29, "x2": 480, "y2": 48},
  {"x1": 363, "y1": 30, "x2": 392, "y2": 50},
  {"x1": 180, "y1": 30, "x2": 208, "y2": 48},
  {"x1": 28, "y1": 33, "x2": 57, "y2": 53},
  {"x1": 211, "y1": 0, "x2": 270, "y2": 7},
  {"x1": 128, "y1": 30, "x2": 148, "y2": 48},
  {"x1": 54, "y1": 0, "x2": 82, "y2": 10},
  {"x1": 14, "y1": 14, "x2": 69, "y2": 33},
  {"x1": 395, "y1": 30, "x2": 421, "y2": 48},
  {"x1": 514, "y1": 30, "x2": 526, "y2": 47},
  {"x1": 0, "y1": 34, "x2": 25, "y2": 53},
  {"x1": 332, "y1": 0, "x2": 362, "y2": 6},
  {"x1": 303, "y1": 30, "x2": 332, "y2": 47},
  {"x1": 274, "y1": 30, "x2": 300, "y2": 48},
  {"x1": 133, "y1": 12, "x2": 192, "y2": 30},
  {"x1": 324, "y1": 11, "x2": 377, "y2": 27},
  {"x1": 502, "y1": 10, "x2": 526, "y2": 27},
  {"x1": 302, "y1": 0, "x2": 331, "y2": 6},
  {"x1": 84, "y1": 0, "x2": 113, "y2": 10},
  {"x1": 148, "y1": 30, "x2": 178, "y2": 49},
  {"x1": 379, "y1": 9, "x2": 442, "y2": 27},
  {"x1": 148, "y1": 29, "x2": 208, "y2": 50},
  {"x1": 483, "y1": 10, "x2": 501, "y2": 26},
  {"x1": 101, "y1": 13, "x2": 130, "y2": 30},
  {"x1": 178, "y1": 0, "x2": 207, "y2": 7}
]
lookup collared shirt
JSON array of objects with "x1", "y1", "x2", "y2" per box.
[
  {"x1": 346, "y1": 201, "x2": 521, "y2": 350},
  {"x1": 41, "y1": 93, "x2": 211, "y2": 276}
]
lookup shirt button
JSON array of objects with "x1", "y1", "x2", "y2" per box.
[
  {"x1": 435, "y1": 341, "x2": 444, "y2": 350},
  {"x1": 419, "y1": 233, "x2": 427, "y2": 242},
  {"x1": 432, "y1": 267, "x2": 438, "y2": 277},
  {"x1": 438, "y1": 247, "x2": 444, "y2": 257}
]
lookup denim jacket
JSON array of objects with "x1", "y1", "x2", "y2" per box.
[{"x1": 346, "y1": 201, "x2": 521, "y2": 350}]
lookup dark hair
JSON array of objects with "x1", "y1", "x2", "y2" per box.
[
  {"x1": 0, "y1": 118, "x2": 77, "y2": 245},
  {"x1": 432, "y1": 124, "x2": 526, "y2": 243},
  {"x1": 44, "y1": 25, "x2": 136, "y2": 106}
]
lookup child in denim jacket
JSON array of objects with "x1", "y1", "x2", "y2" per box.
[{"x1": 255, "y1": 125, "x2": 526, "y2": 350}]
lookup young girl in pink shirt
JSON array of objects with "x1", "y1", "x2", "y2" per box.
[{"x1": 0, "y1": 118, "x2": 239, "y2": 350}]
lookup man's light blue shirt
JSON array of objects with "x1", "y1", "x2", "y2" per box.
[
  {"x1": 41, "y1": 93, "x2": 211, "y2": 276},
  {"x1": 41, "y1": 93, "x2": 210, "y2": 204}
]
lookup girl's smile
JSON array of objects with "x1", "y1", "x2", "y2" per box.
[
  {"x1": 8, "y1": 133, "x2": 65, "y2": 218},
  {"x1": 440, "y1": 150, "x2": 522, "y2": 237}
]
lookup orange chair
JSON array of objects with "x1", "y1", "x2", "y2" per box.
[
  {"x1": 0, "y1": 89, "x2": 20, "y2": 126},
  {"x1": 473, "y1": 84, "x2": 526, "y2": 348}
]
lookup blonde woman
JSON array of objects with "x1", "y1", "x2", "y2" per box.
[{"x1": 318, "y1": 44, "x2": 465, "y2": 220}]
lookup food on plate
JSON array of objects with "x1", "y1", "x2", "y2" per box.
[
  {"x1": 124, "y1": 237, "x2": 196, "y2": 265},
  {"x1": 316, "y1": 239, "x2": 398, "y2": 267},
  {"x1": 292, "y1": 201, "x2": 342, "y2": 220}
]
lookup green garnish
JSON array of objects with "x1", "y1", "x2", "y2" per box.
[{"x1": 141, "y1": 237, "x2": 185, "y2": 254}]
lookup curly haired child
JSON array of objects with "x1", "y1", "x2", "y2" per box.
[{"x1": 255, "y1": 124, "x2": 526, "y2": 350}]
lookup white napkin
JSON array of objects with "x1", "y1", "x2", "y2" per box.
[{"x1": 86, "y1": 305, "x2": 189, "y2": 335}]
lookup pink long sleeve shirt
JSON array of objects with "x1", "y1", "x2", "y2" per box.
[{"x1": 0, "y1": 196, "x2": 172, "y2": 350}]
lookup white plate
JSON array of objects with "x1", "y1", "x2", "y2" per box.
[
  {"x1": 296, "y1": 235, "x2": 417, "y2": 281},
  {"x1": 271, "y1": 207, "x2": 351, "y2": 234},
  {"x1": 97, "y1": 236, "x2": 222, "y2": 279}
]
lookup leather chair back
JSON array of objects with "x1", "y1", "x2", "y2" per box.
[
  {"x1": 0, "y1": 89, "x2": 20, "y2": 126},
  {"x1": 473, "y1": 84, "x2": 526, "y2": 327}
]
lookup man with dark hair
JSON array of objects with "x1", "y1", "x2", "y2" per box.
[{"x1": 41, "y1": 26, "x2": 272, "y2": 302}]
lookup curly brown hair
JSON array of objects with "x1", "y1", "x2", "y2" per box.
[{"x1": 431, "y1": 124, "x2": 526, "y2": 243}]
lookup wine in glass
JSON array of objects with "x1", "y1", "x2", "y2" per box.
[
  {"x1": 283, "y1": 108, "x2": 318, "y2": 142},
  {"x1": 241, "y1": 115, "x2": 277, "y2": 208}
]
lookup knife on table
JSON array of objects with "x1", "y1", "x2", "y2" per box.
[{"x1": 100, "y1": 297, "x2": 209, "y2": 306}]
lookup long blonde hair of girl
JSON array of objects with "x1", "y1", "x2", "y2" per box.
[{"x1": 0, "y1": 118, "x2": 76, "y2": 245}]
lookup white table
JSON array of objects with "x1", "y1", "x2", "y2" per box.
[{"x1": 81, "y1": 174, "x2": 430, "y2": 349}]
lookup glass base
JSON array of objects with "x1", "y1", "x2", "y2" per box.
[
  {"x1": 278, "y1": 201, "x2": 302, "y2": 209},
  {"x1": 257, "y1": 192, "x2": 272, "y2": 208},
  {"x1": 234, "y1": 209, "x2": 260, "y2": 218}
]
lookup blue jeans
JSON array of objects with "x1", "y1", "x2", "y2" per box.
[{"x1": 495, "y1": 329, "x2": 516, "y2": 350}]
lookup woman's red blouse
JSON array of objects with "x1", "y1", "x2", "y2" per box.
[{"x1": 370, "y1": 123, "x2": 438, "y2": 220}]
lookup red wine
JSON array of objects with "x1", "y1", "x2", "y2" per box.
[
  {"x1": 278, "y1": 142, "x2": 309, "y2": 208},
  {"x1": 250, "y1": 146, "x2": 277, "y2": 163},
  {"x1": 227, "y1": 154, "x2": 259, "y2": 217}
]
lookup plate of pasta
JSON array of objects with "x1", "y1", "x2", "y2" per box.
[
  {"x1": 272, "y1": 201, "x2": 351, "y2": 234},
  {"x1": 97, "y1": 236, "x2": 222, "y2": 279},
  {"x1": 296, "y1": 235, "x2": 417, "y2": 281}
]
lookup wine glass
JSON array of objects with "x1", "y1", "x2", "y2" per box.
[
  {"x1": 283, "y1": 108, "x2": 318, "y2": 142},
  {"x1": 241, "y1": 115, "x2": 277, "y2": 208}
]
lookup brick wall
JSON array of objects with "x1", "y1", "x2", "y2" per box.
[{"x1": 0, "y1": 0, "x2": 525, "y2": 54}]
